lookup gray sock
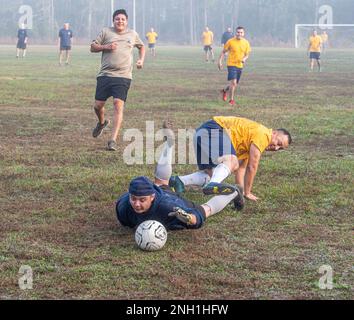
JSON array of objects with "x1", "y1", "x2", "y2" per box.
[{"x1": 205, "y1": 191, "x2": 238, "y2": 217}]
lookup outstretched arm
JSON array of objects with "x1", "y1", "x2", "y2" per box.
[{"x1": 244, "y1": 144, "x2": 261, "y2": 201}]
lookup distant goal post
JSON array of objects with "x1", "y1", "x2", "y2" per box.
[{"x1": 295, "y1": 24, "x2": 354, "y2": 48}]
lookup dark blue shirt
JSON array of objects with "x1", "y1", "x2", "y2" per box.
[
  {"x1": 221, "y1": 31, "x2": 233, "y2": 45},
  {"x1": 17, "y1": 29, "x2": 27, "y2": 43},
  {"x1": 59, "y1": 28, "x2": 73, "y2": 47},
  {"x1": 116, "y1": 185, "x2": 205, "y2": 230}
]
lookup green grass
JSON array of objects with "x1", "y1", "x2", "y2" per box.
[{"x1": 0, "y1": 45, "x2": 353, "y2": 299}]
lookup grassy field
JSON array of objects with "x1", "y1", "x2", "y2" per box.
[{"x1": 0, "y1": 45, "x2": 353, "y2": 299}]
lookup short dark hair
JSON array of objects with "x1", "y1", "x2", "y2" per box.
[
  {"x1": 113, "y1": 9, "x2": 128, "y2": 21},
  {"x1": 277, "y1": 128, "x2": 292, "y2": 145},
  {"x1": 236, "y1": 26, "x2": 245, "y2": 31}
]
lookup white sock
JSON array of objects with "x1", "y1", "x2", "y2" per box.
[
  {"x1": 205, "y1": 191, "x2": 238, "y2": 217},
  {"x1": 179, "y1": 171, "x2": 210, "y2": 186},
  {"x1": 209, "y1": 163, "x2": 231, "y2": 184},
  {"x1": 154, "y1": 142, "x2": 173, "y2": 181}
]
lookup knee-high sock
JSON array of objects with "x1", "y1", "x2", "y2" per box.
[
  {"x1": 154, "y1": 142, "x2": 173, "y2": 181},
  {"x1": 209, "y1": 163, "x2": 231, "y2": 184},
  {"x1": 205, "y1": 191, "x2": 237, "y2": 217},
  {"x1": 179, "y1": 171, "x2": 210, "y2": 186}
]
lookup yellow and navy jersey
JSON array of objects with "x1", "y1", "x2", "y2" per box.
[
  {"x1": 224, "y1": 38, "x2": 251, "y2": 68},
  {"x1": 309, "y1": 35, "x2": 322, "y2": 52},
  {"x1": 213, "y1": 116, "x2": 272, "y2": 161},
  {"x1": 202, "y1": 31, "x2": 213, "y2": 45},
  {"x1": 146, "y1": 31, "x2": 158, "y2": 44}
]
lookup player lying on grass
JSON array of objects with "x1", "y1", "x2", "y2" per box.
[
  {"x1": 116, "y1": 125, "x2": 244, "y2": 230},
  {"x1": 169, "y1": 116, "x2": 292, "y2": 202}
]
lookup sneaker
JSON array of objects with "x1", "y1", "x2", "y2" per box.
[
  {"x1": 162, "y1": 120, "x2": 174, "y2": 147},
  {"x1": 221, "y1": 89, "x2": 228, "y2": 101},
  {"x1": 233, "y1": 185, "x2": 245, "y2": 211},
  {"x1": 229, "y1": 99, "x2": 235, "y2": 106},
  {"x1": 202, "y1": 182, "x2": 236, "y2": 195},
  {"x1": 168, "y1": 175, "x2": 185, "y2": 193},
  {"x1": 92, "y1": 120, "x2": 109, "y2": 138},
  {"x1": 107, "y1": 140, "x2": 117, "y2": 151}
]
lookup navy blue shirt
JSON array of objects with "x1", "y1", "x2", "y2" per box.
[
  {"x1": 17, "y1": 29, "x2": 27, "y2": 43},
  {"x1": 116, "y1": 185, "x2": 205, "y2": 230},
  {"x1": 221, "y1": 31, "x2": 233, "y2": 45},
  {"x1": 59, "y1": 28, "x2": 73, "y2": 47}
]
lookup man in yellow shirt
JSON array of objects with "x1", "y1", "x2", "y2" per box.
[
  {"x1": 202, "y1": 26, "x2": 214, "y2": 62},
  {"x1": 218, "y1": 26, "x2": 251, "y2": 106},
  {"x1": 308, "y1": 30, "x2": 322, "y2": 72},
  {"x1": 146, "y1": 27, "x2": 158, "y2": 57},
  {"x1": 169, "y1": 117, "x2": 292, "y2": 202},
  {"x1": 320, "y1": 30, "x2": 329, "y2": 53}
]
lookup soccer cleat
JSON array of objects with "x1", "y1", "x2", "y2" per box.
[
  {"x1": 168, "y1": 175, "x2": 185, "y2": 193},
  {"x1": 92, "y1": 120, "x2": 109, "y2": 138},
  {"x1": 202, "y1": 182, "x2": 236, "y2": 195},
  {"x1": 229, "y1": 99, "x2": 235, "y2": 106},
  {"x1": 107, "y1": 140, "x2": 117, "y2": 151},
  {"x1": 168, "y1": 207, "x2": 194, "y2": 225},
  {"x1": 233, "y1": 185, "x2": 245, "y2": 211},
  {"x1": 221, "y1": 89, "x2": 228, "y2": 101}
]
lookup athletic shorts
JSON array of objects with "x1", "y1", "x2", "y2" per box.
[
  {"x1": 159, "y1": 185, "x2": 206, "y2": 219},
  {"x1": 310, "y1": 52, "x2": 320, "y2": 60},
  {"x1": 227, "y1": 66, "x2": 243, "y2": 82},
  {"x1": 148, "y1": 43, "x2": 155, "y2": 48},
  {"x1": 95, "y1": 76, "x2": 131, "y2": 102},
  {"x1": 60, "y1": 46, "x2": 71, "y2": 51},
  {"x1": 17, "y1": 41, "x2": 26, "y2": 49},
  {"x1": 204, "y1": 45, "x2": 212, "y2": 52},
  {"x1": 193, "y1": 119, "x2": 236, "y2": 171}
]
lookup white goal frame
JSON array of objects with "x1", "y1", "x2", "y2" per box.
[{"x1": 295, "y1": 24, "x2": 354, "y2": 48}]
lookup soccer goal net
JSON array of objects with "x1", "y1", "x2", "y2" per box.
[{"x1": 295, "y1": 24, "x2": 354, "y2": 49}]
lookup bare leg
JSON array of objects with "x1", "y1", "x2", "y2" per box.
[
  {"x1": 111, "y1": 98, "x2": 125, "y2": 142},
  {"x1": 94, "y1": 100, "x2": 106, "y2": 125},
  {"x1": 229, "y1": 79, "x2": 237, "y2": 101}
]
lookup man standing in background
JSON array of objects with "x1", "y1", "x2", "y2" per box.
[
  {"x1": 202, "y1": 26, "x2": 214, "y2": 62},
  {"x1": 90, "y1": 9, "x2": 145, "y2": 151},
  {"x1": 146, "y1": 27, "x2": 158, "y2": 57},
  {"x1": 308, "y1": 30, "x2": 322, "y2": 72},
  {"x1": 16, "y1": 24, "x2": 28, "y2": 58},
  {"x1": 58, "y1": 23, "x2": 73, "y2": 66},
  {"x1": 221, "y1": 27, "x2": 233, "y2": 46}
]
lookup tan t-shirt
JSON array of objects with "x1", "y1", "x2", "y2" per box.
[{"x1": 93, "y1": 27, "x2": 144, "y2": 79}]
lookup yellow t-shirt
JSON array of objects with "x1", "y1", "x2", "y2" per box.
[
  {"x1": 202, "y1": 31, "x2": 213, "y2": 45},
  {"x1": 309, "y1": 35, "x2": 322, "y2": 52},
  {"x1": 320, "y1": 33, "x2": 328, "y2": 43},
  {"x1": 224, "y1": 38, "x2": 251, "y2": 68},
  {"x1": 146, "y1": 31, "x2": 158, "y2": 44},
  {"x1": 213, "y1": 116, "x2": 272, "y2": 161}
]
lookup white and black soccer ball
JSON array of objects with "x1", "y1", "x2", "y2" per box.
[{"x1": 135, "y1": 220, "x2": 167, "y2": 251}]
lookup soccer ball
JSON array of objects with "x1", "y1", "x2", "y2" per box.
[{"x1": 135, "y1": 220, "x2": 167, "y2": 251}]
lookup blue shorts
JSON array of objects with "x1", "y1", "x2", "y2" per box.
[
  {"x1": 204, "y1": 45, "x2": 212, "y2": 52},
  {"x1": 227, "y1": 66, "x2": 243, "y2": 82},
  {"x1": 148, "y1": 43, "x2": 155, "y2": 48},
  {"x1": 193, "y1": 120, "x2": 236, "y2": 171},
  {"x1": 310, "y1": 52, "x2": 320, "y2": 60}
]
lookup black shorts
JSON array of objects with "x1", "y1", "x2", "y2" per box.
[
  {"x1": 204, "y1": 45, "x2": 212, "y2": 52},
  {"x1": 148, "y1": 43, "x2": 155, "y2": 48},
  {"x1": 159, "y1": 185, "x2": 207, "y2": 219},
  {"x1": 310, "y1": 52, "x2": 320, "y2": 60},
  {"x1": 95, "y1": 76, "x2": 131, "y2": 102},
  {"x1": 17, "y1": 41, "x2": 27, "y2": 49},
  {"x1": 60, "y1": 46, "x2": 71, "y2": 51}
]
